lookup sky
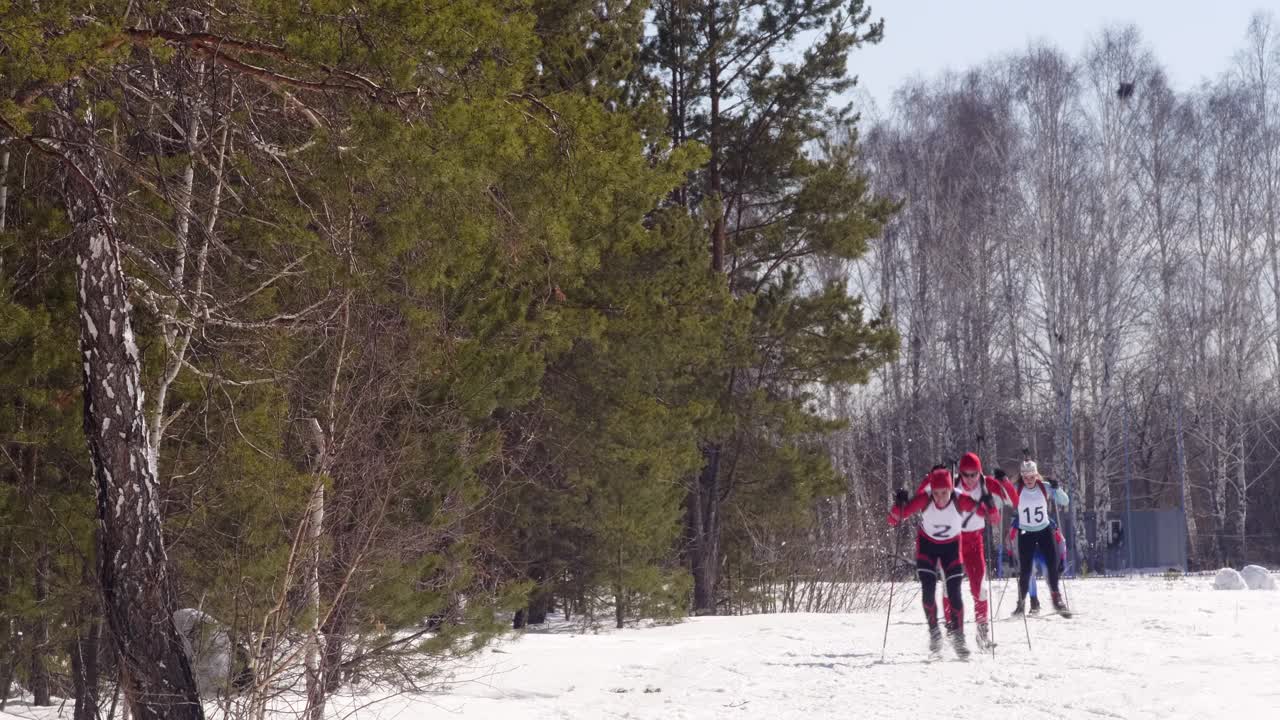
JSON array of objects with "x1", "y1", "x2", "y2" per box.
[{"x1": 847, "y1": 0, "x2": 1272, "y2": 112}]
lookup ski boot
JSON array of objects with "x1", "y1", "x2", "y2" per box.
[
  {"x1": 948, "y1": 627, "x2": 971, "y2": 660},
  {"x1": 1029, "y1": 596, "x2": 1041, "y2": 615},
  {"x1": 1010, "y1": 600, "x2": 1025, "y2": 617},
  {"x1": 975, "y1": 622, "x2": 993, "y2": 650},
  {"x1": 1051, "y1": 592, "x2": 1072, "y2": 618},
  {"x1": 928, "y1": 624, "x2": 943, "y2": 658}
]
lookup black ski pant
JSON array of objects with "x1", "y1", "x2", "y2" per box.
[
  {"x1": 1017, "y1": 527, "x2": 1061, "y2": 600},
  {"x1": 916, "y1": 534, "x2": 965, "y2": 631}
]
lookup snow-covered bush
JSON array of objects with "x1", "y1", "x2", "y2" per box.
[
  {"x1": 1240, "y1": 565, "x2": 1277, "y2": 590},
  {"x1": 1212, "y1": 568, "x2": 1247, "y2": 590}
]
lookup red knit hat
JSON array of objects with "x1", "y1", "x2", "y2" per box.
[
  {"x1": 928, "y1": 468, "x2": 953, "y2": 492},
  {"x1": 959, "y1": 452, "x2": 982, "y2": 475}
]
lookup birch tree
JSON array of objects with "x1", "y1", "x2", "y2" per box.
[
  {"x1": 1133, "y1": 68, "x2": 1200, "y2": 559},
  {"x1": 1239, "y1": 13, "x2": 1280, "y2": 399},
  {"x1": 1013, "y1": 45, "x2": 1093, "y2": 564},
  {"x1": 1078, "y1": 25, "x2": 1152, "y2": 570}
]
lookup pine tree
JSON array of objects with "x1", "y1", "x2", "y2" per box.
[
  {"x1": 642, "y1": 0, "x2": 899, "y2": 614},
  {"x1": 3, "y1": 0, "x2": 679, "y2": 712},
  {"x1": 0, "y1": 186, "x2": 100, "y2": 714}
]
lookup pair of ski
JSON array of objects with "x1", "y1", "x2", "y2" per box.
[
  {"x1": 927, "y1": 641, "x2": 991, "y2": 662},
  {"x1": 1003, "y1": 609, "x2": 1076, "y2": 621},
  {"x1": 926, "y1": 629, "x2": 994, "y2": 661},
  {"x1": 927, "y1": 642, "x2": 970, "y2": 662}
]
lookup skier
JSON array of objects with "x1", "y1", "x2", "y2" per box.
[
  {"x1": 1008, "y1": 515, "x2": 1067, "y2": 614},
  {"x1": 914, "y1": 452, "x2": 1011, "y2": 649},
  {"x1": 889, "y1": 467, "x2": 999, "y2": 659},
  {"x1": 1003, "y1": 460, "x2": 1071, "y2": 617}
]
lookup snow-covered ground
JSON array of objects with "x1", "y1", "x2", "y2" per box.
[{"x1": 3, "y1": 574, "x2": 1277, "y2": 720}]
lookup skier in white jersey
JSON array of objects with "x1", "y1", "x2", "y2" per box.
[
  {"x1": 889, "y1": 467, "x2": 998, "y2": 658},
  {"x1": 1002, "y1": 460, "x2": 1071, "y2": 617},
  {"x1": 913, "y1": 452, "x2": 1010, "y2": 649}
]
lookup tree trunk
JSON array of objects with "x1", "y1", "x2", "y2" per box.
[
  {"x1": 71, "y1": 618, "x2": 102, "y2": 720},
  {"x1": 1092, "y1": 337, "x2": 1116, "y2": 574},
  {"x1": 706, "y1": 1, "x2": 724, "y2": 273},
  {"x1": 22, "y1": 446, "x2": 52, "y2": 707},
  {"x1": 1211, "y1": 410, "x2": 1228, "y2": 567},
  {"x1": 1234, "y1": 421, "x2": 1248, "y2": 564},
  {"x1": 319, "y1": 602, "x2": 350, "y2": 696},
  {"x1": 0, "y1": 627, "x2": 12, "y2": 712},
  {"x1": 29, "y1": 548, "x2": 51, "y2": 707},
  {"x1": 0, "y1": 149, "x2": 9, "y2": 233},
  {"x1": 55, "y1": 93, "x2": 205, "y2": 720},
  {"x1": 688, "y1": 443, "x2": 722, "y2": 615},
  {"x1": 302, "y1": 419, "x2": 328, "y2": 720},
  {"x1": 1173, "y1": 394, "x2": 1197, "y2": 569},
  {"x1": 526, "y1": 562, "x2": 552, "y2": 625},
  {"x1": 0, "y1": 531, "x2": 13, "y2": 712}
]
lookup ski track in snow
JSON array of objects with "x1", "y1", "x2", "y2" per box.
[{"x1": 1, "y1": 576, "x2": 1276, "y2": 720}]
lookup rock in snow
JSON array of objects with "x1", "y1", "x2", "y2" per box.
[
  {"x1": 173, "y1": 608, "x2": 254, "y2": 696},
  {"x1": 1239, "y1": 565, "x2": 1277, "y2": 590},
  {"x1": 1212, "y1": 567, "x2": 1247, "y2": 590}
]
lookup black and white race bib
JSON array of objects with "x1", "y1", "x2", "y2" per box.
[
  {"x1": 921, "y1": 499, "x2": 963, "y2": 541},
  {"x1": 1018, "y1": 485, "x2": 1050, "y2": 531}
]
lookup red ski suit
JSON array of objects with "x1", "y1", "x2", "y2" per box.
[
  {"x1": 913, "y1": 473, "x2": 1011, "y2": 625},
  {"x1": 889, "y1": 490, "x2": 999, "y2": 629}
]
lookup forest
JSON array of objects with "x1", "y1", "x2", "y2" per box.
[{"x1": 1, "y1": 2, "x2": 1278, "y2": 718}]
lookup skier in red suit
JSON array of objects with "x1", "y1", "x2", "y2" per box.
[{"x1": 890, "y1": 467, "x2": 999, "y2": 658}]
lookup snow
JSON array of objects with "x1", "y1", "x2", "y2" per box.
[
  {"x1": 2, "y1": 576, "x2": 1277, "y2": 720},
  {"x1": 331, "y1": 576, "x2": 1280, "y2": 720},
  {"x1": 1212, "y1": 568, "x2": 1247, "y2": 590},
  {"x1": 1240, "y1": 565, "x2": 1277, "y2": 590}
]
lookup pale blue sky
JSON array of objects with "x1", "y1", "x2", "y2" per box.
[{"x1": 848, "y1": 0, "x2": 1271, "y2": 109}]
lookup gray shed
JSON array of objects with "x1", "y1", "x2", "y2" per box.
[{"x1": 1077, "y1": 509, "x2": 1189, "y2": 574}]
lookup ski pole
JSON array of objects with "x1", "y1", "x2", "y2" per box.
[
  {"x1": 1051, "y1": 490, "x2": 1071, "y2": 609},
  {"x1": 1021, "y1": 595, "x2": 1032, "y2": 651},
  {"x1": 1009, "y1": 530, "x2": 1031, "y2": 651},
  {"x1": 995, "y1": 566, "x2": 1012, "y2": 617},
  {"x1": 982, "y1": 524, "x2": 995, "y2": 658},
  {"x1": 881, "y1": 522, "x2": 904, "y2": 663}
]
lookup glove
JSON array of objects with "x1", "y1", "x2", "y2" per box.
[
  {"x1": 993, "y1": 467, "x2": 1007, "y2": 481},
  {"x1": 980, "y1": 492, "x2": 995, "y2": 508},
  {"x1": 1049, "y1": 477, "x2": 1059, "y2": 489},
  {"x1": 893, "y1": 488, "x2": 910, "y2": 507},
  {"x1": 931, "y1": 463, "x2": 947, "y2": 472}
]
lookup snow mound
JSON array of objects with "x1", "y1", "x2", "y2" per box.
[
  {"x1": 1240, "y1": 565, "x2": 1276, "y2": 590},
  {"x1": 1212, "y1": 567, "x2": 1247, "y2": 590}
]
